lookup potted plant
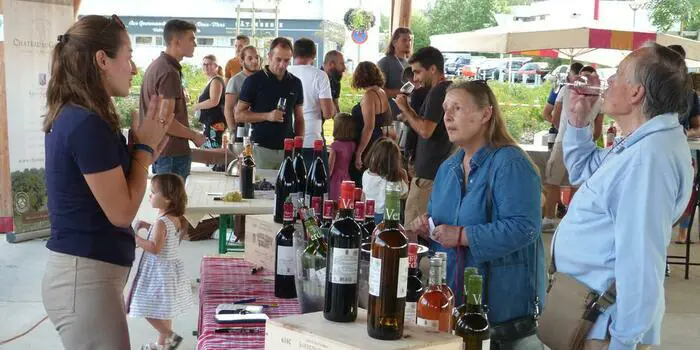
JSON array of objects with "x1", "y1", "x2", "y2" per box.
[{"x1": 343, "y1": 8, "x2": 376, "y2": 32}]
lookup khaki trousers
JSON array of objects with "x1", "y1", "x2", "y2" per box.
[
  {"x1": 404, "y1": 177, "x2": 434, "y2": 227},
  {"x1": 584, "y1": 340, "x2": 652, "y2": 350},
  {"x1": 42, "y1": 251, "x2": 131, "y2": 350}
]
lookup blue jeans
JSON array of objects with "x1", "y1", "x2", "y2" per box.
[
  {"x1": 152, "y1": 155, "x2": 192, "y2": 181},
  {"x1": 374, "y1": 213, "x2": 383, "y2": 223}
]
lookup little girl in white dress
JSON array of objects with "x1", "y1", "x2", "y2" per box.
[{"x1": 128, "y1": 173, "x2": 193, "y2": 350}]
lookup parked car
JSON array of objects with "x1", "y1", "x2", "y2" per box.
[
  {"x1": 461, "y1": 56, "x2": 487, "y2": 78},
  {"x1": 544, "y1": 64, "x2": 569, "y2": 84},
  {"x1": 445, "y1": 55, "x2": 471, "y2": 76},
  {"x1": 515, "y1": 62, "x2": 551, "y2": 83},
  {"x1": 477, "y1": 57, "x2": 531, "y2": 81}
]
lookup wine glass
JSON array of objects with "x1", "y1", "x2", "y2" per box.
[
  {"x1": 562, "y1": 75, "x2": 608, "y2": 97},
  {"x1": 399, "y1": 81, "x2": 415, "y2": 95},
  {"x1": 277, "y1": 97, "x2": 287, "y2": 111}
]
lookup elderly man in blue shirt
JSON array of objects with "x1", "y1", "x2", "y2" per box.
[{"x1": 555, "y1": 42, "x2": 693, "y2": 349}]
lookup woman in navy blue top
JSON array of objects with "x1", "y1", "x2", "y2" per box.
[
  {"x1": 408, "y1": 81, "x2": 545, "y2": 349},
  {"x1": 41, "y1": 15, "x2": 173, "y2": 349}
]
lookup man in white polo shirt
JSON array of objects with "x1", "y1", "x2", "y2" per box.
[
  {"x1": 288, "y1": 38, "x2": 335, "y2": 169},
  {"x1": 542, "y1": 65, "x2": 604, "y2": 232}
]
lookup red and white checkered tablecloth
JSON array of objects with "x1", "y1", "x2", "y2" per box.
[{"x1": 197, "y1": 257, "x2": 301, "y2": 350}]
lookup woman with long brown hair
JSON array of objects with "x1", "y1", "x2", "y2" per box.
[
  {"x1": 42, "y1": 15, "x2": 172, "y2": 349},
  {"x1": 408, "y1": 80, "x2": 545, "y2": 349},
  {"x1": 349, "y1": 61, "x2": 394, "y2": 186}
]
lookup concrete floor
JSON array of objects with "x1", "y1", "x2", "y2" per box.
[{"x1": 2, "y1": 188, "x2": 700, "y2": 349}]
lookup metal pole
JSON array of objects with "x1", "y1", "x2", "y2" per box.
[
  {"x1": 275, "y1": 2, "x2": 279, "y2": 38},
  {"x1": 357, "y1": 0, "x2": 362, "y2": 63},
  {"x1": 236, "y1": 5, "x2": 241, "y2": 35},
  {"x1": 251, "y1": 0, "x2": 256, "y2": 39}
]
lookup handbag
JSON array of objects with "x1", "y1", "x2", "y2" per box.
[{"x1": 536, "y1": 232, "x2": 616, "y2": 350}]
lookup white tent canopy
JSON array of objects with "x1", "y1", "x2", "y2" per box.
[{"x1": 430, "y1": 20, "x2": 700, "y2": 67}]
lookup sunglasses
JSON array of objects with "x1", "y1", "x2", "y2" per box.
[{"x1": 99, "y1": 14, "x2": 125, "y2": 35}]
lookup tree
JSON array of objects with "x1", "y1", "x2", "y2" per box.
[
  {"x1": 426, "y1": 0, "x2": 499, "y2": 36},
  {"x1": 647, "y1": 0, "x2": 700, "y2": 32},
  {"x1": 380, "y1": 14, "x2": 390, "y2": 33},
  {"x1": 411, "y1": 12, "x2": 431, "y2": 51}
]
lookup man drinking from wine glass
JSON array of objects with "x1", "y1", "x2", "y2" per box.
[{"x1": 235, "y1": 37, "x2": 304, "y2": 169}]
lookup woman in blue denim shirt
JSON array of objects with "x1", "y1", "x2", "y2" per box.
[{"x1": 409, "y1": 81, "x2": 546, "y2": 349}]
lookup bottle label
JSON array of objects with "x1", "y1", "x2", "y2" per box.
[
  {"x1": 273, "y1": 193, "x2": 278, "y2": 218},
  {"x1": 482, "y1": 340, "x2": 491, "y2": 349},
  {"x1": 404, "y1": 302, "x2": 417, "y2": 324},
  {"x1": 368, "y1": 256, "x2": 381, "y2": 296},
  {"x1": 397, "y1": 257, "x2": 408, "y2": 298},
  {"x1": 276, "y1": 246, "x2": 295, "y2": 276},
  {"x1": 311, "y1": 196, "x2": 322, "y2": 216},
  {"x1": 408, "y1": 251, "x2": 417, "y2": 269},
  {"x1": 303, "y1": 218, "x2": 323, "y2": 241},
  {"x1": 330, "y1": 248, "x2": 359, "y2": 284},
  {"x1": 237, "y1": 126, "x2": 245, "y2": 138},
  {"x1": 291, "y1": 192, "x2": 301, "y2": 214},
  {"x1": 316, "y1": 267, "x2": 326, "y2": 283},
  {"x1": 547, "y1": 133, "x2": 556, "y2": 143},
  {"x1": 416, "y1": 317, "x2": 439, "y2": 330}
]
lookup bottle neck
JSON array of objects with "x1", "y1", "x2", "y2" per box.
[
  {"x1": 466, "y1": 278, "x2": 483, "y2": 308},
  {"x1": 383, "y1": 192, "x2": 401, "y2": 228},
  {"x1": 284, "y1": 149, "x2": 293, "y2": 159},
  {"x1": 429, "y1": 266, "x2": 441, "y2": 286},
  {"x1": 338, "y1": 207, "x2": 354, "y2": 218}
]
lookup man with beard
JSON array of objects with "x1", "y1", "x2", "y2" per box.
[
  {"x1": 395, "y1": 46, "x2": 454, "y2": 226},
  {"x1": 322, "y1": 50, "x2": 346, "y2": 113},
  {"x1": 225, "y1": 45, "x2": 260, "y2": 142}
]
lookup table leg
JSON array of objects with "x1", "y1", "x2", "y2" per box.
[{"x1": 218, "y1": 215, "x2": 229, "y2": 254}]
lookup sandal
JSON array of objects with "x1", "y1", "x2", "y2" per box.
[
  {"x1": 141, "y1": 343, "x2": 162, "y2": 350},
  {"x1": 166, "y1": 332, "x2": 183, "y2": 350}
]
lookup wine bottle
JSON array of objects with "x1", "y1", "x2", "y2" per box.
[
  {"x1": 306, "y1": 139, "x2": 328, "y2": 209},
  {"x1": 275, "y1": 199, "x2": 297, "y2": 298},
  {"x1": 405, "y1": 243, "x2": 424, "y2": 325},
  {"x1": 354, "y1": 201, "x2": 370, "y2": 244},
  {"x1": 320, "y1": 199, "x2": 334, "y2": 241},
  {"x1": 367, "y1": 182, "x2": 409, "y2": 340},
  {"x1": 363, "y1": 199, "x2": 376, "y2": 238},
  {"x1": 435, "y1": 252, "x2": 455, "y2": 326},
  {"x1": 293, "y1": 136, "x2": 307, "y2": 206},
  {"x1": 416, "y1": 257, "x2": 451, "y2": 332},
  {"x1": 301, "y1": 204, "x2": 328, "y2": 278},
  {"x1": 240, "y1": 137, "x2": 256, "y2": 199},
  {"x1": 452, "y1": 267, "x2": 480, "y2": 332},
  {"x1": 324, "y1": 181, "x2": 362, "y2": 322},
  {"x1": 274, "y1": 139, "x2": 299, "y2": 223},
  {"x1": 455, "y1": 275, "x2": 491, "y2": 350},
  {"x1": 235, "y1": 123, "x2": 246, "y2": 143}
]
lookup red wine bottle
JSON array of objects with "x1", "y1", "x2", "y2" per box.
[
  {"x1": 324, "y1": 181, "x2": 362, "y2": 322},
  {"x1": 320, "y1": 199, "x2": 334, "y2": 240},
  {"x1": 240, "y1": 137, "x2": 255, "y2": 199},
  {"x1": 293, "y1": 136, "x2": 307, "y2": 208},
  {"x1": 274, "y1": 139, "x2": 299, "y2": 223},
  {"x1": 306, "y1": 140, "x2": 328, "y2": 209},
  {"x1": 405, "y1": 243, "x2": 424, "y2": 325},
  {"x1": 363, "y1": 199, "x2": 377, "y2": 239},
  {"x1": 275, "y1": 199, "x2": 297, "y2": 298},
  {"x1": 354, "y1": 201, "x2": 370, "y2": 245}
]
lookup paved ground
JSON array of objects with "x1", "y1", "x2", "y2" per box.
[{"x1": 1, "y1": 186, "x2": 700, "y2": 349}]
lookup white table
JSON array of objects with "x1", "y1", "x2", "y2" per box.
[{"x1": 184, "y1": 169, "x2": 278, "y2": 254}]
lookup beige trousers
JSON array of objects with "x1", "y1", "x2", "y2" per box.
[
  {"x1": 584, "y1": 340, "x2": 652, "y2": 350},
  {"x1": 42, "y1": 251, "x2": 131, "y2": 350},
  {"x1": 404, "y1": 177, "x2": 434, "y2": 227}
]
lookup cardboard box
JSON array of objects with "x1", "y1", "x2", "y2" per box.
[
  {"x1": 265, "y1": 310, "x2": 462, "y2": 350},
  {"x1": 244, "y1": 215, "x2": 282, "y2": 271}
]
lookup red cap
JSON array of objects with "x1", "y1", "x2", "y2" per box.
[
  {"x1": 294, "y1": 136, "x2": 303, "y2": 148},
  {"x1": 323, "y1": 200, "x2": 334, "y2": 219},
  {"x1": 354, "y1": 188, "x2": 363, "y2": 201},
  {"x1": 313, "y1": 139, "x2": 324, "y2": 151},
  {"x1": 339, "y1": 181, "x2": 356, "y2": 209},
  {"x1": 365, "y1": 199, "x2": 375, "y2": 216},
  {"x1": 284, "y1": 138, "x2": 294, "y2": 151},
  {"x1": 354, "y1": 202, "x2": 365, "y2": 220},
  {"x1": 311, "y1": 196, "x2": 322, "y2": 215},
  {"x1": 283, "y1": 202, "x2": 294, "y2": 222},
  {"x1": 408, "y1": 243, "x2": 418, "y2": 268}
]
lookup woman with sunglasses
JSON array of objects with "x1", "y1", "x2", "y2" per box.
[
  {"x1": 193, "y1": 54, "x2": 226, "y2": 151},
  {"x1": 41, "y1": 15, "x2": 173, "y2": 349},
  {"x1": 408, "y1": 80, "x2": 545, "y2": 349}
]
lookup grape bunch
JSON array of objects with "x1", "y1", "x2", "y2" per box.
[{"x1": 223, "y1": 191, "x2": 243, "y2": 202}]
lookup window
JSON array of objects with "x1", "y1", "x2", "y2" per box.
[
  {"x1": 197, "y1": 37, "x2": 214, "y2": 46},
  {"x1": 135, "y1": 36, "x2": 153, "y2": 45},
  {"x1": 156, "y1": 37, "x2": 164, "y2": 46},
  {"x1": 230, "y1": 38, "x2": 236, "y2": 47}
]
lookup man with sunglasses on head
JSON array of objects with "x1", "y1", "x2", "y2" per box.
[
  {"x1": 395, "y1": 46, "x2": 454, "y2": 227},
  {"x1": 140, "y1": 19, "x2": 206, "y2": 181}
]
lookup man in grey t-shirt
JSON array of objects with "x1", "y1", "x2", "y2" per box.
[
  {"x1": 377, "y1": 27, "x2": 413, "y2": 98},
  {"x1": 224, "y1": 45, "x2": 260, "y2": 140}
]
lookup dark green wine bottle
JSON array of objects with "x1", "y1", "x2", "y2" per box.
[{"x1": 455, "y1": 275, "x2": 490, "y2": 350}]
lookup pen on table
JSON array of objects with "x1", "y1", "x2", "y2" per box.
[
  {"x1": 251, "y1": 266, "x2": 264, "y2": 274},
  {"x1": 214, "y1": 327, "x2": 264, "y2": 334},
  {"x1": 234, "y1": 298, "x2": 257, "y2": 304}
]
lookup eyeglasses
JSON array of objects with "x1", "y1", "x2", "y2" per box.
[{"x1": 99, "y1": 14, "x2": 125, "y2": 36}]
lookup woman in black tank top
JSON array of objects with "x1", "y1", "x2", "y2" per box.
[
  {"x1": 349, "y1": 62, "x2": 393, "y2": 186},
  {"x1": 193, "y1": 54, "x2": 226, "y2": 148}
]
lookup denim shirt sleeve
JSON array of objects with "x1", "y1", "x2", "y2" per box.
[
  {"x1": 465, "y1": 155, "x2": 542, "y2": 263},
  {"x1": 563, "y1": 121, "x2": 609, "y2": 186},
  {"x1": 607, "y1": 153, "x2": 677, "y2": 350}
]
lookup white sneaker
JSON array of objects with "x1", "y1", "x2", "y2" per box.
[{"x1": 542, "y1": 218, "x2": 558, "y2": 233}]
